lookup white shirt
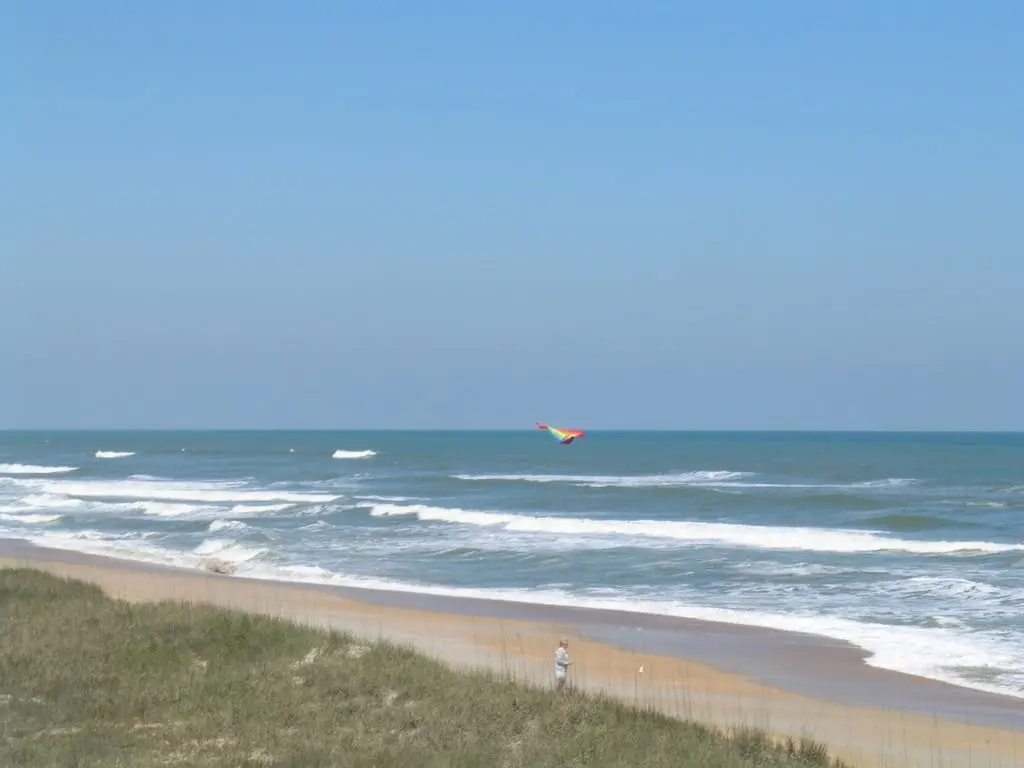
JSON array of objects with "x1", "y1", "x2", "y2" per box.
[{"x1": 555, "y1": 647, "x2": 570, "y2": 677}]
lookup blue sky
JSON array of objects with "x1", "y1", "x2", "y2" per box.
[{"x1": 3, "y1": 1, "x2": 1022, "y2": 430}]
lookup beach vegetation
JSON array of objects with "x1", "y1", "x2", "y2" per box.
[{"x1": 0, "y1": 568, "x2": 851, "y2": 767}]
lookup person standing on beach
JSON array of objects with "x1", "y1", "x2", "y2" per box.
[{"x1": 554, "y1": 639, "x2": 572, "y2": 689}]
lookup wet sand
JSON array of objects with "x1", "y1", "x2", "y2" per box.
[{"x1": 2, "y1": 538, "x2": 1022, "y2": 767}]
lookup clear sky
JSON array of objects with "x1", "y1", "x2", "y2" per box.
[{"x1": 4, "y1": 1, "x2": 1022, "y2": 430}]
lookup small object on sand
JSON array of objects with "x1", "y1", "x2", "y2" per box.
[
  {"x1": 201, "y1": 558, "x2": 235, "y2": 576},
  {"x1": 638, "y1": 665, "x2": 644, "y2": 673}
]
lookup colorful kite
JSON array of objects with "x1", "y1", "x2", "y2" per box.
[{"x1": 536, "y1": 423, "x2": 586, "y2": 444}]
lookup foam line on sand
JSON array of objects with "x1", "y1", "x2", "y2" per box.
[{"x1": 1, "y1": 539, "x2": 1022, "y2": 768}]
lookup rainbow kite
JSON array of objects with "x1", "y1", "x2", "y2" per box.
[{"x1": 536, "y1": 422, "x2": 586, "y2": 445}]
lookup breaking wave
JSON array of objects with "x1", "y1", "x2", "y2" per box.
[
  {"x1": 452, "y1": 471, "x2": 917, "y2": 490},
  {"x1": 333, "y1": 449, "x2": 377, "y2": 459},
  {"x1": 453, "y1": 470, "x2": 750, "y2": 488},
  {"x1": 25, "y1": 478, "x2": 340, "y2": 505},
  {"x1": 364, "y1": 503, "x2": 1020, "y2": 555},
  {"x1": 0, "y1": 464, "x2": 78, "y2": 475}
]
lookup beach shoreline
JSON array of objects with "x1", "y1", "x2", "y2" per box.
[{"x1": 3, "y1": 537, "x2": 1023, "y2": 768}]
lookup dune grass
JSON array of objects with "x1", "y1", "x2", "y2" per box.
[{"x1": 0, "y1": 568, "x2": 853, "y2": 767}]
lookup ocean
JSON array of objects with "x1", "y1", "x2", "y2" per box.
[{"x1": 1, "y1": 430, "x2": 1021, "y2": 700}]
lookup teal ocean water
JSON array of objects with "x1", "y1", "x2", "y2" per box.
[{"x1": 1, "y1": 430, "x2": 1022, "y2": 699}]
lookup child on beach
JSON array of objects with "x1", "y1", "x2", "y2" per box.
[{"x1": 554, "y1": 639, "x2": 572, "y2": 689}]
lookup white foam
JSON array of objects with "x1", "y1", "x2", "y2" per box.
[
  {"x1": 453, "y1": 471, "x2": 917, "y2": 490},
  {"x1": 137, "y1": 501, "x2": 295, "y2": 519},
  {"x1": 732, "y1": 561, "x2": 854, "y2": 578},
  {"x1": 891, "y1": 576, "x2": 1023, "y2": 612},
  {"x1": 0, "y1": 513, "x2": 61, "y2": 524},
  {"x1": 208, "y1": 520, "x2": 249, "y2": 533},
  {"x1": 332, "y1": 449, "x2": 377, "y2": 459},
  {"x1": 9, "y1": 530, "x2": 193, "y2": 573},
  {"x1": 365, "y1": 503, "x2": 1022, "y2": 555},
  {"x1": 136, "y1": 502, "x2": 208, "y2": 518},
  {"x1": 0, "y1": 464, "x2": 78, "y2": 475},
  {"x1": 18, "y1": 493, "x2": 88, "y2": 510},
  {"x1": 193, "y1": 538, "x2": 266, "y2": 565},
  {"x1": 1, "y1": 493, "x2": 287, "y2": 522},
  {"x1": 229, "y1": 502, "x2": 297, "y2": 516},
  {"x1": 17, "y1": 529, "x2": 263, "y2": 571},
  {"x1": 95, "y1": 451, "x2": 135, "y2": 459},
  {"x1": 454, "y1": 470, "x2": 750, "y2": 488},
  {"x1": 33, "y1": 478, "x2": 340, "y2": 505}
]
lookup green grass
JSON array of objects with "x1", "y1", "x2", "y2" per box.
[{"x1": 0, "y1": 568, "x2": 853, "y2": 767}]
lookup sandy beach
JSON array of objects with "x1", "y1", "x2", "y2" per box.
[{"x1": 2, "y1": 538, "x2": 1022, "y2": 768}]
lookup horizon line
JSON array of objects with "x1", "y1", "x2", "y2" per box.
[{"x1": 1, "y1": 427, "x2": 1022, "y2": 434}]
